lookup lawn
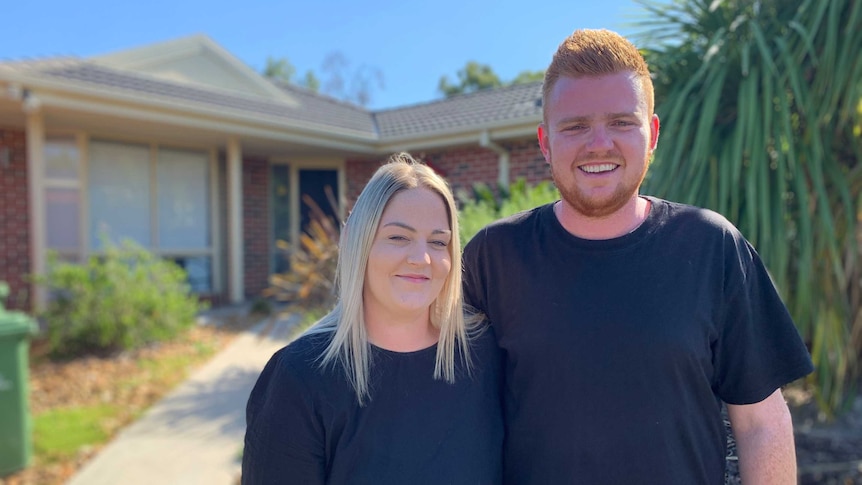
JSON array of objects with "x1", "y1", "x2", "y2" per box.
[{"x1": 2, "y1": 315, "x2": 257, "y2": 485}]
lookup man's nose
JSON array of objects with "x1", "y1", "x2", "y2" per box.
[{"x1": 587, "y1": 126, "x2": 614, "y2": 150}]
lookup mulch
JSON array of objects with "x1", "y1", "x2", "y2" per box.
[{"x1": 791, "y1": 388, "x2": 862, "y2": 485}]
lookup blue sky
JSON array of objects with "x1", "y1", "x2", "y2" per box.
[{"x1": 0, "y1": 0, "x2": 653, "y2": 110}]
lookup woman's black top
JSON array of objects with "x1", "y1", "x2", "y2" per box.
[{"x1": 242, "y1": 326, "x2": 504, "y2": 485}]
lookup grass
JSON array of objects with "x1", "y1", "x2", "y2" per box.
[
  {"x1": 30, "y1": 331, "x2": 220, "y2": 469},
  {"x1": 34, "y1": 404, "x2": 120, "y2": 464},
  {"x1": 138, "y1": 342, "x2": 216, "y2": 377}
]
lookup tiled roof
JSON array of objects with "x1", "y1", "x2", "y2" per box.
[
  {"x1": 0, "y1": 58, "x2": 543, "y2": 142},
  {"x1": 0, "y1": 59, "x2": 378, "y2": 136},
  {"x1": 373, "y1": 82, "x2": 543, "y2": 139}
]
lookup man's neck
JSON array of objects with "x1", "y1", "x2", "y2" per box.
[{"x1": 554, "y1": 196, "x2": 651, "y2": 240}]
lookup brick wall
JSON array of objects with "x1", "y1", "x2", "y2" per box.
[
  {"x1": 242, "y1": 157, "x2": 269, "y2": 298},
  {"x1": 423, "y1": 146, "x2": 501, "y2": 196},
  {"x1": 507, "y1": 138, "x2": 551, "y2": 185},
  {"x1": 344, "y1": 138, "x2": 549, "y2": 208},
  {"x1": 0, "y1": 129, "x2": 31, "y2": 311},
  {"x1": 345, "y1": 155, "x2": 385, "y2": 206}
]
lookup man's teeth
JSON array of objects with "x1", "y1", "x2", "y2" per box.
[{"x1": 580, "y1": 163, "x2": 617, "y2": 173}]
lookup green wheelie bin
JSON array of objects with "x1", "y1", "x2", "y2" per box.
[{"x1": 0, "y1": 282, "x2": 37, "y2": 476}]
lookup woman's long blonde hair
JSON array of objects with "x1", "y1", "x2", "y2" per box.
[{"x1": 306, "y1": 152, "x2": 474, "y2": 405}]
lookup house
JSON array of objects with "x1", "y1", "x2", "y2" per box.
[{"x1": 0, "y1": 34, "x2": 549, "y2": 312}]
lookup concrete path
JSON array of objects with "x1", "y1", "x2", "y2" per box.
[{"x1": 65, "y1": 313, "x2": 299, "y2": 485}]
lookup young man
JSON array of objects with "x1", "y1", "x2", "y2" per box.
[{"x1": 462, "y1": 29, "x2": 813, "y2": 484}]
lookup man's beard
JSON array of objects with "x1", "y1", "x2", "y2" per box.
[{"x1": 549, "y1": 150, "x2": 649, "y2": 218}]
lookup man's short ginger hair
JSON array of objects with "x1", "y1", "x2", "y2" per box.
[{"x1": 543, "y1": 29, "x2": 655, "y2": 120}]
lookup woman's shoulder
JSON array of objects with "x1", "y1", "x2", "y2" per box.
[
  {"x1": 262, "y1": 331, "x2": 334, "y2": 382},
  {"x1": 249, "y1": 331, "x2": 345, "y2": 411}
]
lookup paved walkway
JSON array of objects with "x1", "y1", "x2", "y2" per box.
[{"x1": 65, "y1": 312, "x2": 299, "y2": 485}]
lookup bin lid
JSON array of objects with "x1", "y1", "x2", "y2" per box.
[
  {"x1": 0, "y1": 282, "x2": 37, "y2": 337},
  {"x1": 0, "y1": 311, "x2": 37, "y2": 338}
]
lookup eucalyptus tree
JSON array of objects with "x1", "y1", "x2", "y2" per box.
[
  {"x1": 438, "y1": 61, "x2": 545, "y2": 97},
  {"x1": 634, "y1": 0, "x2": 861, "y2": 415}
]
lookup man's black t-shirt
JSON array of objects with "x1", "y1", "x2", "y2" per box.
[{"x1": 462, "y1": 197, "x2": 813, "y2": 485}]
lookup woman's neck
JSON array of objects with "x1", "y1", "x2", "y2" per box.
[{"x1": 364, "y1": 307, "x2": 439, "y2": 352}]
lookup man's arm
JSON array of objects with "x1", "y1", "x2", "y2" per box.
[{"x1": 726, "y1": 388, "x2": 797, "y2": 484}]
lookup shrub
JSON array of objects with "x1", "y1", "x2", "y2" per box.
[
  {"x1": 265, "y1": 194, "x2": 339, "y2": 313},
  {"x1": 458, "y1": 178, "x2": 559, "y2": 247},
  {"x1": 35, "y1": 239, "x2": 206, "y2": 358}
]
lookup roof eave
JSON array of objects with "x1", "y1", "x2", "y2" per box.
[{"x1": 0, "y1": 69, "x2": 380, "y2": 146}]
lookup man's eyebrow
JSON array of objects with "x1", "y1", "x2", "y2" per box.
[
  {"x1": 558, "y1": 112, "x2": 639, "y2": 124},
  {"x1": 607, "y1": 111, "x2": 640, "y2": 119},
  {"x1": 382, "y1": 221, "x2": 451, "y2": 235}
]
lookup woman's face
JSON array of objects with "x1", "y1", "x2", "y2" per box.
[{"x1": 363, "y1": 187, "x2": 452, "y2": 323}]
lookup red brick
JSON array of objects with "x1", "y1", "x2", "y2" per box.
[{"x1": 0, "y1": 129, "x2": 31, "y2": 311}]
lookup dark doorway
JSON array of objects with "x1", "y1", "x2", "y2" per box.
[{"x1": 299, "y1": 169, "x2": 339, "y2": 235}]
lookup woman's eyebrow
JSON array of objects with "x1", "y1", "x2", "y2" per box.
[{"x1": 382, "y1": 221, "x2": 451, "y2": 235}]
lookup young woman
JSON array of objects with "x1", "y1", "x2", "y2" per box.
[{"x1": 242, "y1": 153, "x2": 503, "y2": 485}]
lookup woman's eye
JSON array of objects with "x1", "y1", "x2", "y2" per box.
[
  {"x1": 388, "y1": 235, "x2": 408, "y2": 241},
  {"x1": 430, "y1": 240, "x2": 449, "y2": 248}
]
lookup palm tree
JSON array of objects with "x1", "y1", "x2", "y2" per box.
[{"x1": 633, "y1": 0, "x2": 862, "y2": 416}]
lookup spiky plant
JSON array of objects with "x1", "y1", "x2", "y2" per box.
[{"x1": 633, "y1": 0, "x2": 862, "y2": 415}]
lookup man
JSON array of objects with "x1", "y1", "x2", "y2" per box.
[{"x1": 462, "y1": 29, "x2": 813, "y2": 484}]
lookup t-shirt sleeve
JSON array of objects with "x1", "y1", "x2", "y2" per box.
[
  {"x1": 462, "y1": 228, "x2": 488, "y2": 313},
  {"x1": 712, "y1": 233, "x2": 814, "y2": 405},
  {"x1": 242, "y1": 348, "x2": 326, "y2": 485}
]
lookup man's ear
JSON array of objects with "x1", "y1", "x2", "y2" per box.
[
  {"x1": 537, "y1": 123, "x2": 551, "y2": 164},
  {"x1": 649, "y1": 114, "x2": 660, "y2": 151}
]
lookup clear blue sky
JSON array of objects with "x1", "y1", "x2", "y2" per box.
[{"x1": 0, "y1": 0, "x2": 652, "y2": 110}]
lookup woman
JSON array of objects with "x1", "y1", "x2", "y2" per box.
[{"x1": 242, "y1": 153, "x2": 503, "y2": 485}]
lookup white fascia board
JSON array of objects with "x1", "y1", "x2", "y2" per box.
[
  {"x1": 195, "y1": 37, "x2": 291, "y2": 101},
  {"x1": 93, "y1": 35, "x2": 292, "y2": 103},
  {"x1": 35, "y1": 92, "x2": 378, "y2": 154},
  {"x1": 92, "y1": 41, "x2": 202, "y2": 69}
]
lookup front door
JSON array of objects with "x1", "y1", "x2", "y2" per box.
[{"x1": 269, "y1": 166, "x2": 340, "y2": 274}]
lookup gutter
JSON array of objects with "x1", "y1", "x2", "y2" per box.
[{"x1": 479, "y1": 130, "x2": 510, "y2": 188}]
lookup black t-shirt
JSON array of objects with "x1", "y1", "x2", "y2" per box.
[
  {"x1": 462, "y1": 197, "x2": 814, "y2": 485},
  {"x1": 242, "y1": 326, "x2": 504, "y2": 485}
]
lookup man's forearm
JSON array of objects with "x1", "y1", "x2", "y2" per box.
[
  {"x1": 734, "y1": 421, "x2": 797, "y2": 483},
  {"x1": 729, "y1": 389, "x2": 798, "y2": 484}
]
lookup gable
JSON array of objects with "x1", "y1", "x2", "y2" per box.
[{"x1": 91, "y1": 34, "x2": 291, "y2": 101}]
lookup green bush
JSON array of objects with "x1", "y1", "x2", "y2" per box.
[
  {"x1": 458, "y1": 178, "x2": 559, "y2": 247},
  {"x1": 35, "y1": 239, "x2": 206, "y2": 358}
]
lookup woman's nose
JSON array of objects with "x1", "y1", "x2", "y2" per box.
[{"x1": 406, "y1": 243, "x2": 431, "y2": 265}]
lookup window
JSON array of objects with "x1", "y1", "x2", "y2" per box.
[
  {"x1": 44, "y1": 137, "x2": 81, "y2": 260},
  {"x1": 89, "y1": 141, "x2": 151, "y2": 248},
  {"x1": 157, "y1": 149, "x2": 210, "y2": 249},
  {"x1": 42, "y1": 137, "x2": 218, "y2": 293}
]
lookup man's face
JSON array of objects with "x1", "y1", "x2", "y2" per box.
[{"x1": 538, "y1": 72, "x2": 659, "y2": 218}]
